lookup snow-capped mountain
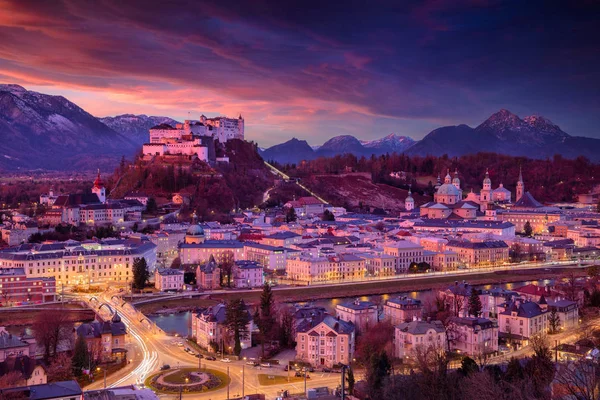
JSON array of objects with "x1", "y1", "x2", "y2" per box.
[
  {"x1": 361, "y1": 133, "x2": 415, "y2": 153},
  {"x1": 99, "y1": 114, "x2": 180, "y2": 145},
  {"x1": 0, "y1": 84, "x2": 136, "y2": 170},
  {"x1": 317, "y1": 135, "x2": 365, "y2": 157}
]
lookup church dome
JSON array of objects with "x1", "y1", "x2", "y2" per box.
[
  {"x1": 436, "y1": 183, "x2": 462, "y2": 196},
  {"x1": 187, "y1": 224, "x2": 204, "y2": 236}
]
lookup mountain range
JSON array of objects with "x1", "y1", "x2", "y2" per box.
[{"x1": 1, "y1": 84, "x2": 600, "y2": 170}]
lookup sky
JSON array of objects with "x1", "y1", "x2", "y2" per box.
[{"x1": 0, "y1": 0, "x2": 599, "y2": 147}]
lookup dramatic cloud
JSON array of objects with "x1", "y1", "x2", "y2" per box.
[{"x1": 0, "y1": 0, "x2": 599, "y2": 146}]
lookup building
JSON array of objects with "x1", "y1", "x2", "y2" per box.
[
  {"x1": 498, "y1": 210, "x2": 563, "y2": 234},
  {"x1": 0, "y1": 356, "x2": 47, "y2": 387},
  {"x1": 383, "y1": 241, "x2": 425, "y2": 273},
  {"x1": 0, "y1": 268, "x2": 56, "y2": 306},
  {"x1": 0, "y1": 240, "x2": 157, "y2": 288},
  {"x1": 124, "y1": 191, "x2": 149, "y2": 206},
  {"x1": 232, "y1": 260, "x2": 264, "y2": 288},
  {"x1": 295, "y1": 315, "x2": 355, "y2": 367},
  {"x1": 285, "y1": 254, "x2": 366, "y2": 284},
  {"x1": 448, "y1": 317, "x2": 499, "y2": 356},
  {"x1": 497, "y1": 299, "x2": 548, "y2": 343},
  {"x1": 75, "y1": 314, "x2": 128, "y2": 363},
  {"x1": 179, "y1": 240, "x2": 244, "y2": 265},
  {"x1": 444, "y1": 240, "x2": 509, "y2": 268},
  {"x1": 360, "y1": 253, "x2": 396, "y2": 277},
  {"x1": 383, "y1": 297, "x2": 423, "y2": 325},
  {"x1": 284, "y1": 197, "x2": 325, "y2": 217},
  {"x1": 394, "y1": 320, "x2": 446, "y2": 358},
  {"x1": 243, "y1": 242, "x2": 299, "y2": 271},
  {"x1": 440, "y1": 281, "x2": 490, "y2": 318},
  {"x1": 92, "y1": 171, "x2": 106, "y2": 204},
  {"x1": 260, "y1": 231, "x2": 302, "y2": 247},
  {"x1": 335, "y1": 300, "x2": 378, "y2": 334},
  {"x1": 0, "y1": 327, "x2": 36, "y2": 362},
  {"x1": 195, "y1": 255, "x2": 221, "y2": 290},
  {"x1": 413, "y1": 219, "x2": 516, "y2": 237},
  {"x1": 153, "y1": 268, "x2": 184, "y2": 291},
  {"x1": 0, "y1": 380, "x2": 83, "y2": 400},
  {"x1": 191, "y1": 303, "x2": 253, "y2": 353},
  {"x1": 548, "y1": 299, "x2": 579, "y2": 329}
]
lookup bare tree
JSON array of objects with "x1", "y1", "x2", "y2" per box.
[
  {"x1": 0, "y1": 370, "x2": 23, "y2": 389},
  {"x1": 553, "y1": 360, "x2": 600, "y2": 400},
  {"x1": 33, "y1": 309, "x2": 74, "y2": 361}
]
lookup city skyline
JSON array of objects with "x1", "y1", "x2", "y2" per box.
[{"x1": 1, "y1": 0, "x2": 599, "y2": 146}]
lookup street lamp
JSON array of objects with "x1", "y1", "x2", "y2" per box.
[{"x1": 96, "y1": 367, "x2": 106, "y2": 389}]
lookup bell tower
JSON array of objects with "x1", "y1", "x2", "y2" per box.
[{"x1": 516, "y1": 166, "x2": 524, "y2": 202}]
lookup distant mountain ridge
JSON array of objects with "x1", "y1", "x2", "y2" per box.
[
  {"x1": 0, "y1": 84, "x2": 137, "y2": 170},
  {"x1": 263, "y1": 109, "x2": 600, "y2": 163},
  {"x1": 99, "y1": 114, "x2": 180, "y2": 145}
]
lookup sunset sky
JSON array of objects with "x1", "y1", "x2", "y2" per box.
[{"x1": 1, "y1": 0, "x2": 599, "y2": 147}]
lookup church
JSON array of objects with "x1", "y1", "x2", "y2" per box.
[{"x1": 414, "y1": 168, "x2": 528, "y2": 220}]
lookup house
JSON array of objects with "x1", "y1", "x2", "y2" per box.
[
  {"x1": 75, "y1": 314, "x2": 128, "y2": 363},
  {"x1": 0, "y1": 328, "x2": 36, "y2": 362},
  {"x1": 383, "y1": 297, "x2": 423, "y2": 326},
  {"x1": 440, "y1": 281, "x2": 490, "y2": 318},
  {"x1": 0, "y1": 356, "x2": 47, "y2": 387},
  {"x1": 195, "y1": 255, "x2": 221, "y2": 290},
  {"x1": 548, "y1": 299, "x2": 579, "y2": 329},
  {"x1": 444, "y1": 240, "x2": 509, "y2": 268},
  {"x1": 497, "y1": 299, "x2": 548, "y2": 345},
  {"x1": 232, "y1": 260, "x2": 264, "y2": 288},
  {"x1": 448, "y1": 317, "x2": 499, "y2": 356},
  {"x1": 335, "y1": 300, "x2": 378, "y2": 335},
  {"x1": 154, "y1": 268, "x2": 184, "y2": 291},
  {"x1": 394, "y1": 320, "x2": 446, "y2": 358},
  {"x1": 383, "y1": 241, "x2": 425, "y2": 273},
  {"x1": 0, "y1": 380, "x2": 83, "y2": 400},
  {"x1": 295, "y1": 315, "x2": 355, "y2": 368},
  {"x1": 191, "y1": 302, "x2": 253, "y2": 353},
  {"x1": 84, "y1": 385, "x2": 160, "y2": 400},
  {"x1": 124, "y1": 192, "x2": 149, "y2": 207}
]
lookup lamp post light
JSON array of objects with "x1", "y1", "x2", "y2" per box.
[
  {"x1": 242, "y1": 364, "x2": 245, "y2": 398},
  {"x1": 96, "y1": 367, "x2": 107, "y2": 389}
]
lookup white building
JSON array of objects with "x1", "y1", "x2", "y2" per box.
[
  {"x1": 191, "y1": 303, "x2": 253, "y2": 353},
  {"x1": 497, "y1": 299, "x2": 548, "y2": 343},
  {"x1": 295, "y1": 315, "x2": 355, "y2": 368},
  {"x1": 335, "y1": 300, "x2": 378, "y2": 335},
  {"x1": 383, "y1": 241, "x2": 425, "y2": 273},
  {"x1": 154, "y1": 268, "x2": 184, "y2": 291},
  {"x1": 448, "y1": 317, "x2": 499, "y2": 356},
  {"x1": 232, "y1": 260, "x2": 264, "y2": 288},
  {"x1": 394, "y1": 320, "x2": 446, "y2": 358}
]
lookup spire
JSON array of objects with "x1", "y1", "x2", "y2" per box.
[
  {"x1": 93, "y1": 169, "x2": 104, "y2": 188},
  {"x1": 518, "y1": 165, "x2": 523, "y2": 183},
  {"x1": 454, "y1": 168, "x2": 458, "y2": 177},
  {"x1": 192, "y1": 211, "x2": 198, "y2": 224}
]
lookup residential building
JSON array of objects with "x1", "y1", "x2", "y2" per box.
[
  {"x1": 548, "y1": 299, "x2": 579, "y2": 329},
  {"x1": 444, "y1": 240, "x2": 509, "y2": 268},
  {"x1": 497, "y1": 299, "x2": 548, "y2": 343},
  {"x1": 0, "y1": 380, "x2": 83, "y2": 400},
  {"x1": 75, "y1": 314, "x2": 128, "y2": 363},
  {"x1": 0, "y1": 327, "x2": 36, "y2": 362},
  {"x1": 195, "y1": 256, "x2": 221, "y2": 290},
  {"x1": 260, "y1": 231, "x2": 302, "y2": 247},
  {"x1": 124, "y1": 191, "x2": 149, "y2": 206},
  {"x1": 232, "y1": 260, "x2": 264, "y2": 288},
  {"x1": 153, "y1": 268, "x2": 184, "y2": 291},
  {"x1": 0, "y1": 268, "x2": 56, "y2": 306},
  {"x1": 191, "y1": 303, "x2": 253, "y2": 353},
  {"x1": 0, "y1": 356, "x2": 47, "y2": 387},
  {"x1": 284, "y1": 197, "x2": 325, "y2": 217},
  {"x1": 448, "y1": 317, "x2": 499, "y2": 356},
  {"x1": 360, "y1": 253, "x2": 396, "y2": 277},
  {"x1": 295, "y1": 315, "x2": 355, "y2": 367},
  {"x1": 394, "y1": 320, "x2": 446, "y2": 358},
  {"x1": 243, "y1": 242, "x2": 299, "y2": 271},
  {"x1": 383, "y1": 241, "x2": 425, "y2": 273},
  {"x1": 383, "y1": 297, "x2": 423, "y2": 325},
  {"x1": 285, "y1": 254, "x2": 366, "y2": 284},
  {"x1": 335, "y1": 300, "x2": 378, "y2": 334},
  {"x1": 413, "y1": 219, "x2": 516, "y2": 237},
  {"x1": 179, "y1": 240, "x2": 244, "y2": 265}
]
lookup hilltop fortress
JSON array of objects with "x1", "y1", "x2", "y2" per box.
[{"x1": 142, "y1": 114, "x2": 244, "y2": 163}]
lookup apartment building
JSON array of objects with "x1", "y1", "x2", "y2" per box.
[
  {"x1": 154, "y1": 268, "x2": 184, "y2": 291},
  {"x1": 295, "y1": 315, "x2": 355, "y2": 367},
  {"x1": 448, "y1": 317, "x2": 499, "y2": 356},
  {"x1": 335, "y1": 300, "x2": 378, "y2": 334},
  {"x1": 394, "y1": 320, "x2": 446, "y2": 358},
  {"x1": 383, "y1": 297, "x2": 423, "y2": 326}
]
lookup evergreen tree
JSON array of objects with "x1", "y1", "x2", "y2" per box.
[
  {"x1": 285, "y1": 207, "x2": 297, "y2": 223},
  {"x1": 524, "y1": 221, "x2": 533, "y2": 237},
  {"x1": 146, "y1": 198, "x2": 158, "y2": 215},
  {"x1": 225, "y1": 299, "x2": 250, "y2": 356},
  {"x1": 71, "y1": 335, "x2": 89, "y2": 377},
  {"x1": 505, "y1": 357, "x2": 524, "y2": 382},
  {"x1": 548, "y1": 308, "x2": 561, "y2": 334},
  {"x1": 468, "y1": 288, "x2": 482, "y2": 317},
  {"x1": 322, "y1": 210, "x2": 335, "y2": 221},
  {"x1": 278, "y1": 307, "x2": 295, "y2": 348},
  {"x1": 256, "y1": 283, "x2": 276, "y2": 357},
  {"x1": 347, "y1": 367, "x2": 355, "y2": 395},
  {"x1": 458, "y1": 356, "x2": 479, "y2": 376},
  {"x1": 132, "y1": 257, "x2": 149, "y2": 290},
  {"x1": 366, "y1": 350, "x2": 391, "y2": 398}
]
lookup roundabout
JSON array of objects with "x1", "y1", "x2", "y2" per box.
[{"x1": 145, "y1": 368, "x2": 230, "y2": 394}]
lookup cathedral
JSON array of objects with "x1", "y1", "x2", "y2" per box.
[{"x1": 412, "y1": 168, "x2": 526, "y2": 220}]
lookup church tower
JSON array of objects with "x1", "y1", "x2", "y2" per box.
[
  {"x1": 92, "y1": 170, "x2": 106, "y2": 204},
  {"x1": 405, "y1": 185, "x2": 415, "y2": 211},
  {"x1": 516, "y1": 166, "x2": 524, "y2": 202},
  {"x1": 452, "y1": 168, "x2": 460, "y2": 190},
  {"x1": 480, "y1": 168, "x2": 492, "y2": 207}
]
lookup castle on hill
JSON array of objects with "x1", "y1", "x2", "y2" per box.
[{"x1": 142, "y1": 114, "x2": 244, "y2": 162}]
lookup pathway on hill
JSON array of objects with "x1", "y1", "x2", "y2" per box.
[{"x1": 264, "y1": 161, "x2": 328, "y2": 204}]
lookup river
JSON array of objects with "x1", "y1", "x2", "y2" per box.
[{"x1": 148, "y1": 278, "x2": 555, "y2": 337}]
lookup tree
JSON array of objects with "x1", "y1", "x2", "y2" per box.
[
  {"x1": 468, "y1": 288, "x2": 482, "y2": 317},
  {"x1": 505, "y1": 357, "x2": 524, "y2": 383},
  {"x1": 366, "y1": 350, "x2": 391, "y2": 398},
  {"x1": 224, "y1": 299, "x2": 250, "y2": 356},
  {"x1": 47, "y1": 352, "x2": 74, "y2": 382},
  {"x1": 256, "y1": 283, "x2": 276, "y2": 358},
  {"x1": 321, "y1": 209, "x2": 335, "y2": 221},
  {"x1": 132, "y1": 257, "x2": 149, "y2": 290},
  {"x1": 523, "y1": 221, "x2": 533, "y2": 237},
  {"x1": 146, "y1": 197, "x2": 158, "y2": 215},
  {"x1": 458, "y1": 356, "x2": 479, "y2": 377},
  {"x1": 219, "y1": 251, "x2": 235, "y2": 287},
  {"x1": 71, "y1": 334, "x2": 89, "y2": 377},
  {"x1": 554, "y1": 359, "x2": 600, "y2": 400},
  {"x1": 525, "y1": 335, "x2": 555, "y2": 399},
  {"x1": 285, "y1": 207, "x2": 297, "y2": 223},
  {"x1": 548, "y1": 307, "x2": 561, "y2": 334},
  {"x1": 0, "y1": 370, "x2": 23, "y2": 389},
  {"x1": 278, "y1": 306, "x2": 295, "y2": 348},
  {"x1": 346, "y1": 367, "x2": 355, "y2": 395},
  {"x1": 33, "y1": 309, "x2": 73, "y2": 362},
  {"x1": 355, "y1": 320, "x2": 394, "y2": 364}
]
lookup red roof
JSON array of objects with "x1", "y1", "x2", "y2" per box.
[
  {"x1": 298, "y1": 197, "x2": 322, "y2": 205},
  {"x1": 93, "y1": 171, "x2": 104, "y2": 189},
  {"x1": 514, "y1": 284, "x2": 552, "y2": 297}
]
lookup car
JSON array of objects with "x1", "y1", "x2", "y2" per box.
[
  {"x1": 260, "y1": 363, "x2": 271, "y2": 368},
  {"x1": 221, "y1": 358, "x2": 232, "y2": 363},
  {"x1": 322, "y1": 367, "x2": 332, "y2": 373},
  {"x1": 160, "y1": 364, "x2": 170, "y2": 371},
  {"x1": 283, "y1": 365, "x2": 289, "y2": 371},
  {"x1": 205, "y1": 356, "x2": 216, "y2": 361},
  {"x1": 247, "y1": 361, "x2": 257, "y2": 366},
  {"x1": 295, "y1": 371, "x2": 310, "y2": 378},
  {"x1": 307, "y1": 367, "x2": 315, "y2": 372},
  {"x1": 177, "y1": 342, "x2": 184, "y2": 347},
  {"x1": 196, "y1": 354, "x2": 204, "y2": 359},
  {"x1": 184, "y1": 348, "x2": 191, "y2": 352}
]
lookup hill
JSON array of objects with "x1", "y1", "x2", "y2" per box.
[
  {"x1": 108, "y1": 139, "x2": 273, "y2": 220},
  {"x1": 0, "y1": 84, "x2": 136, "y2": 170}
]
